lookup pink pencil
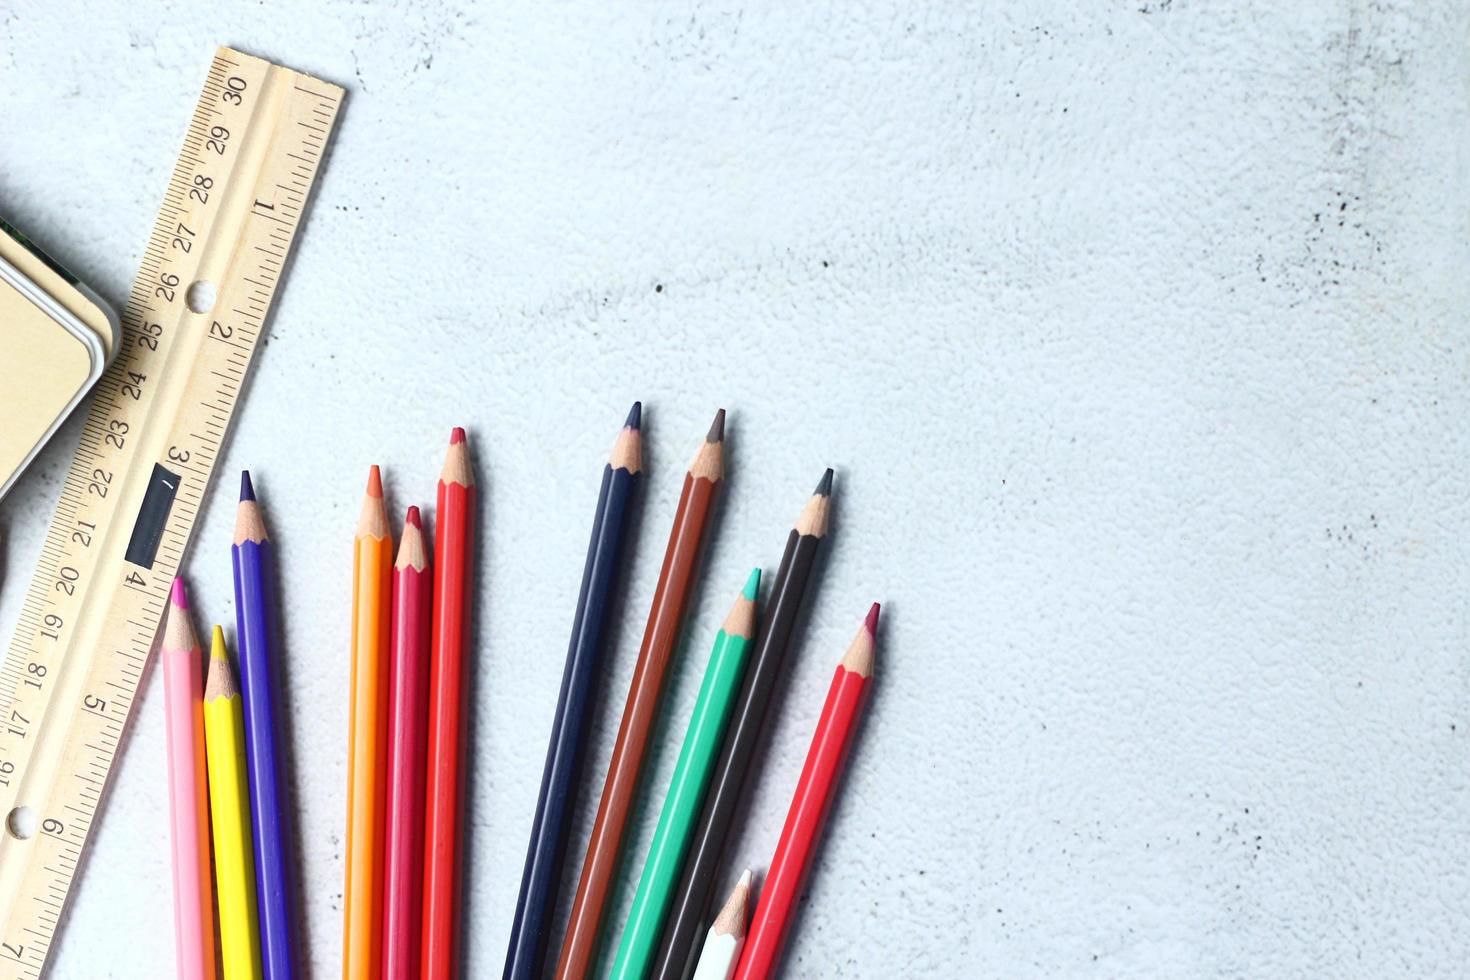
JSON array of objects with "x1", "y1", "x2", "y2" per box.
[
  {"x1": 383, "y1": 506, "x2": 433, "y2": 978},
  {"x1": 162, "y1": 578, "x2": 218, "y2": 980}
]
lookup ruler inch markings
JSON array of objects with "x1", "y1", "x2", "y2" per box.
[{"x1": 0, "y1": 47, "x2": 341, "y2": 980}]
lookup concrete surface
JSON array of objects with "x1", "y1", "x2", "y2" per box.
[{"x1": 2, "y1": 2, "x2": 1469, "y2": 977}]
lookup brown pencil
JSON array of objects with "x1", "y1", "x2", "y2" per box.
[{"x1": 554, "y1": 410, "x2": 727, "y2": 980}]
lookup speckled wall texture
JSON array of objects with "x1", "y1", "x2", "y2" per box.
[{"x1": 1, "y1": 2, "x2": 1467, "y2": 977}]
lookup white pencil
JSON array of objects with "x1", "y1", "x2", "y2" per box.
[{"x1": 691, "y1": 869, "x2": 752, "y2": 980}]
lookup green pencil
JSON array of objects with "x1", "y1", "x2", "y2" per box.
[{"x1": 609, "y1": 568, "x2": 761, "y2": 980}]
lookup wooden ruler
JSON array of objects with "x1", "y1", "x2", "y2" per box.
[{"x1": 0, "y1": 47, "x2": 341, "y2": 977}]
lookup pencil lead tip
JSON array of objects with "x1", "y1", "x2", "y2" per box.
[
  {"x1": 366, "y1": 464, "x2": 383, "y2": 498},
  {"x1": 169, "y1": 577, "x2": 188, "y2": 609},
  {"x1": 714, "y1": 868, "x2": 754, "y2": 937},
  {"x1": 864, "y1": 602, "x2": 881, "y2": 636},
  {"x1": 405, "y1": 505, "x2": 422, "y2": 528},
  {"x1": 239, "y1": 470, "x2": 255, "y2": 501},
  {"x1": 210, "y1": 624, "x2": 226, "y2": 654},
  {"x1": 742, "y1": 566, "x2": 762, "y2": 600},
  {"x1": 449, "y1": 426, "x2": 466, "y2": 445},
  {"x1": 625, "y1": 401, "x2": 642, "y2": 430},
  {"x1": 706, "y1": 408, "x2": 726, "y2": 443},
  {"x1": 815, "y1": 467, "x2": 834, "y2": 496}
]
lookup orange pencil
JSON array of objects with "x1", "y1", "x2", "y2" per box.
[
  {"x1": 344, "y1": 466, "x2": 393, "y2": 979},
  {"x1": 422, "y1": 428, "x2": 476, "y2": 980}
]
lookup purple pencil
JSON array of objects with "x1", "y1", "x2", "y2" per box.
[{"x1": 232, "y1": 472, "x2": 297, "y2": 980}]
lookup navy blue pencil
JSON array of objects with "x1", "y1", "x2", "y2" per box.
[
  {"x1": 232, "y1": 472, "x2": 297, "y2": 980},
  {"x1": 502, "y1": 404, "x2": 645, "y2": 980}
]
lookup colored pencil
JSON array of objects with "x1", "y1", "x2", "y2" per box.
[
  {"x1": 161, "y1": 578, "x2": 217, "y2": 980},
  {"x1": 650, "y1": 471, "x2": 833, "y2": 980},
  {"x1": 609, "y1": 570, "x2": 761, "y2": 980},
  {"x1": 503, "y1": 403, "x2": 644, "y2": 980},
  {"x1": 233, "y1": 471, "x2": 297, "y2": 980},
  {"x1": 345, "y1": 465, "x2": 393, "y2": 980},
  {"x1": 204, "y1": 625, "x2": 264, "y2": 980},
  {"x1": 690, "y1": 871, "x2": 751, "y2": 980},
  {"x1": 555, "y1": 409, "x2": 727, "y2": 980},
  {"x1": 383, "y1": 506, "x2": 433, "y2": 980},
  {"x1": 731, "y1": 605, "x2": 879, "y2": 980},
  {"x1": 423, "y1": 428, "x2": 477, "y2": 980}
]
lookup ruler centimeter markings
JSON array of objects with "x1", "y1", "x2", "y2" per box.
[{"x1": 0, "y1": 48, "x2": 341, "y2": 978}]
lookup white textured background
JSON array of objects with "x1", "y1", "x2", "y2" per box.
[{"x1": 2, "y1": 2, "x2": 1468, "y2": 977}]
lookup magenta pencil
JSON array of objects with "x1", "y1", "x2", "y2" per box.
[
  {"x1": 162, "y1": 578, "x2": 218, "y2": 980},
  {"x1": 383, "y1": 507, "x2": 434, "y2": 979}
]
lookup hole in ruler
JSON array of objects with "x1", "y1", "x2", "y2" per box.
[
  {"x1": 186, "y1": 280, "x2": 217, "y2": 314},
  {"x1": 5, "y1": 805, "x2": 35, "y2": 840}
]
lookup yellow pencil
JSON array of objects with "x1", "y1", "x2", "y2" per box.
[{"x1": 204, "y1": 626, "x2": 263, "y2": 980}]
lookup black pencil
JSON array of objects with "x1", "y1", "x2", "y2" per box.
[
  {"x1": 502, "y1": 403, "x2": 644, "y2": 980},
  {"x1": 648, "y1": 469, "x2": 833, "y2": 980}
]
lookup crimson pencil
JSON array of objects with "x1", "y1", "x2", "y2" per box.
[
  {"x1": 422, "y1": 428, "x2": 476, "y2": 980},
  {"x1": 732, "y1": 605, "x2": 879, "y2": 980},
  {"x1": 383, "y1": 506, "x2": 433, "y2": 980}
]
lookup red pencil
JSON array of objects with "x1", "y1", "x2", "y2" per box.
[
  {"x1": 383, "y1": 506, "x2": 433, "y2": 980},
  {"x1": 422, "y1": 428, "x2": 476, "y2": 980},
  {"x1": 732, "y1": 604, "x2": 879, "y2": 980}
]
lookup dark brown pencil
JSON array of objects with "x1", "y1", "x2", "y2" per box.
[
  {"x1": 554, "y1": 410, "x2": 727, "y2": 980},
  {"x1": 648, "y1": 469, "x2": 832, "y2": 980}
]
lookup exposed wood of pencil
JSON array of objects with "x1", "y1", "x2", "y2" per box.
[
  {"x1": 345, "y1": 465, "x2": 394, "y2": 980},
  {"x1": 838, "y1": 605, "x2": 876, "y2": 677},
  {"x1": 204, "y1": 637, "x2": 240, "y2": 702},
  {"x1": 687, "y1": 408, "x2": 726, "y2": 482},
  {"x1": 648, "y1": 469, "x2": 833, "y2": 980},
  {"x1": 731, "y1": 606, "x2": 879, "y2": 980},
  {"x1": 610, "y1": 403, "x2": 644, "y2": 475},
  {"x1": 395, "y1": 508, "x2": 428, "y2": 571},
  {"x1": 713, "y1": 870, "x2": 751, "y2": 939},
  {"x1": 720, "y1": 581, "x2": 757, "y2": 639},
  {"x1": 792, "y1": 469, "x2": 832, "y2": 538},
  {"x1": 440, "y1": 429, "x2": 475, "y2": 487},
  {"x1": 690, "y1": 870, "x2": 752, "y2": 980},
  {"x1": 233, "y1": 489, "x2": 268, "y2": 545},
  {"x1": 555, "y1": 409, "x2": 726, "y2": 980}
]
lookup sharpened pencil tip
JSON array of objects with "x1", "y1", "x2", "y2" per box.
[
  {"x1": 706, "y1": 408, "x2": 726, "y2": 443},
  {"x1": 366, "y1": 464, "x2": 383, "y2": 498},
  {"x1": 625, "y1": 401, "x2": 642, "y2": 430},
  {"x1": 864, "y1": 602, "x2": 881, "y2": 636},
  {"x1": 815, "y1": 467, "x2": 834, "y2": 496},
  {"x1": 742, "y1": 566, "x2": 762, "y2": 601},
  {"x1": 405, "y1": 505, "x2": 422, "y2": 528},
  {"x1": 449, "y1": 426, "x2": 466, "y2": 445},
  {"x1": 713, "y1": 868, "x2": 753, "y2": 937},
  {"x1": 170, "y1": 576, "x2": 188, "y2": 609},
  {"x1": 205, "y1": 627, "x2": 239, "y2": 701},
  {"x1": 239, "y1": 470, "x2": 255, "y2": 501}
]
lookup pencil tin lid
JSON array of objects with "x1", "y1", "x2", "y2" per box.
[{"x1": 0, "y1": 217, "x2": 120, "y2": 501}]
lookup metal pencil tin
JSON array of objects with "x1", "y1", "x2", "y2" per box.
[{"x1": 0, "y1": 217, "x2": 120, "y2": 500}]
